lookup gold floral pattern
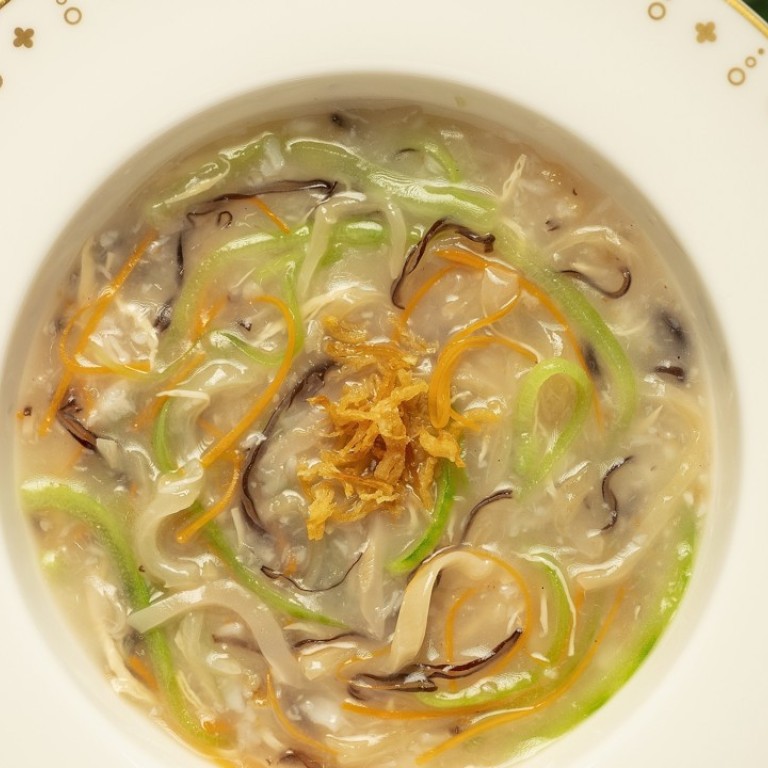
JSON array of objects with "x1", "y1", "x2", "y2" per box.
[
  {"x1": 696, "y1": 21, "x2": 718, "y2": 42},
  {"x1": 647, "y1": 1, "x2": 767, "y2": 88},
  {"x1": 12, "y1": 26, "x2": 34, "y2": 48},
  {"x1": 1, "y1": 0, "x2": 86, "y2": 91},
  {"x1": 1, "y1": 3, "x2": 766, "y2": 96}
]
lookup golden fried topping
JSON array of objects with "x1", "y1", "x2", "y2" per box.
[{"x1": 298, "y1": 318, "x2": 463, "y2": 540}]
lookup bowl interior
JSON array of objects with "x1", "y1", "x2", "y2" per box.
[{"x1": 0, "y1": 71, "x2": 740, "y2": 767}]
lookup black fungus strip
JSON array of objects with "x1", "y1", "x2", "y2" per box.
[
  {"x1": 601, "y1": 456, "x2": 633, "y2": 531},
  {"x1": 175, "y1": 232, "x2": 185, "y2": 282},
  {"x1": 153, "y1": 302, "x2": 173, "y2": 332},
  {"x1": 330, "y1": 112, "x2": 349, "y2": 129},
  {"x1": 262, "y1": 550, "x2": 364, "y2": 594},
  {"x1": 280, "y1": 749, "x2": 324, "y2": 768},
  {"x1": 185, "y1": 207, "x2": 234, "y2": 228},
  {"x1": 349, "y1": 628, "x2": 522, "y2": 694},
  {"x1": 185, "y1": 180, "x2": 337, "y2": 225},
  {"x1": 211, "y1": 634, "x2": 259, "y2": 653},
  {"x1": 210, "y1": 179, "x2": 338, "y2": 205},
  {"x1": 350, "y1": 670, "x2": 438, "y2": 693},
  {"x1": 346, "y1": 683, "x2": 370, "y2": 701},
  {"x1": 461, "y1": 488, "x2": 514, "y2": 540},
  {"x1": 152, "y1": 234, "x2": 186, "y2": 332},
  {"x1": 167, "y1": 181, "x2": 338, "y2": 338},
  {"x1": 653, "y1": 364, "x2": 686, "y2": 383},
  {"x1": 582, "y1": 342, "x2": 601, "y2": 378},
  {"x1": 559, "y1": 265, "x2": 632, "y2": 299},
  {"x1": 391, "y1": 218, "x2": 496, "y2": 309},
  {"x1": 422, "y1": 628, "x2": 522, "y2": 679},
  {"x1": 658, "y1": 310, "x2": 687, "y2": 352},
  {"x1": 417, "y1": 544, "x2": 456, "y2": 572},
  {"x1": 56, "y1": 398, "x2": 100, "y2": 451},
  {"x1": 216, "y1": 210, "x2": 234, "y2": 228},
  {"x1": 293, "y1": 631, "x2": 361, "y2": 650},
  {"x1": 241, "y1": 360, "x2": 335, "y2": 530}
]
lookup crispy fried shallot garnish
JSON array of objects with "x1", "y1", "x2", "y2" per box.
[{"x1": 297, "y1": 318, "x2": 463, "y2": 540}]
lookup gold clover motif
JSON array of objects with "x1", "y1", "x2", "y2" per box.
[
  {"x1": 695, "y1": 21, "x2": 717, "y2": 43},
  {"x1": 13, "y1": 27, "x2": 35, "y2": 48}
]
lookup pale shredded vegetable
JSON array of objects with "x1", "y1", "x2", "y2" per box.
[{"x1": 16, "y1": 105, "x2": 710, "y2": 768}]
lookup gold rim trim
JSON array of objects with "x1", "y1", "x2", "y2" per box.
[
  {"x1": 0, "y1": 0, "x2": 14, "y2": 10},
  {"x1": 725, "y1": 0, "x2": 768, "y2": 38}
]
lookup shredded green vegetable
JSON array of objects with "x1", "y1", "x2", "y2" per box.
[
  {"x1": 419, "y1": 139, "x2": 461, "y2": 183},
  {"x1": 152, "y1": 400, "x2": 176, "y2": 473},
  {"x1": 322, "y1": 218, "x2": 389, "y2": 267},
  {"x1": 512, "y1": 357, "x2": 592, "y2": 490},
  {"x1": 495, "y1": 226, "x2": 637, "y2": 438},
  {"x1": 147, "y1": 133, "x2": 272, "y2": 223},
  {"x1": 20, "y1": 479, "x2": 226, "y2": 748},
  {"x1": 492, "y1": 511, "x2": 698, "y2": 759},
  {"x1": 285, "y1": 139, "x2": 635, "y2": 438},
  {"x1": 158, "y1": 226, "x2": 310, "y2": 364},
  {"x1": 415, "y1": 554, "x2": 573, "y2": 711},
  {"x1": 286, "y1": 139, "x2": 496, "y2": 227},
  {"x1": 16, "y1": 105, "x2": 708, "y2": 768},
  {"x1": 389, "y1": 461, "x2": 458, "y2": 575},
  {"x1": 203, "y1": 520, "x2": 345, "y2": 627},
  {"x1": 209, "y1": 331, "x2": 284, "y2": 366}
]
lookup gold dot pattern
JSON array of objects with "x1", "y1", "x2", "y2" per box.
[
  {"x1": 647, "y1": 1, "x2": 767, "y2": 90},
  {"x1": 64, "y1": 6, "x2": 81, "y2": 25},
  {"x1": 1, "y1": 3, "x2": 766, "y2": 95},
  {"x1": 1, "y1": 0, "x2": 86, "y2": 90},
  {"x1": 648, "y1": 2, "x2": 667, "y2": 21},
  {"x1": 728, "y1": 66, "x2": 747, "y2": 85},
  {"x1": 728, "y1": 47, "x2": 765, "y2": 85}
]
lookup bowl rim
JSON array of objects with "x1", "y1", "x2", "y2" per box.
[{"x1": 0, "y1": 2, "x2": 765, "y2": 766}]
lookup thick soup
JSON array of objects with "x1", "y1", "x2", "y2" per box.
[{"x1": 16, "y1": 106, "x2": 709, "y2": 767}]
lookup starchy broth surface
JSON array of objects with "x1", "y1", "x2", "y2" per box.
[{"x1": 16, "y1": 106, "x2": 709, "y2": 767}]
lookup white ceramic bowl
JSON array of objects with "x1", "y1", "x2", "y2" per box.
[{"x1": 1, "y1": 1, "x2": 766, "y2": 766}]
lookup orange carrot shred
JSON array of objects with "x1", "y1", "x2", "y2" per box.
[
  {"x1": 249, "y1": 197, "x2": 291, "y2": 235},
  {"x1": 433, "y1": 246, "x2": 603, "y2": 426},
  {"x1": 444, "y1": 586, "x2": 481, "y2": 692},
  {"x1": 200, "y1": 294, "x2": 296, "y2": 467},
  {"x1": 415, "y1": 588, "x2": 625, "y2": 764},
  {"x1": 190, "y1": 294, "x2": 229, "y2": 342},
  {"x1": 428, "y1": 334, "x2": 537, "y2": 430},
  {"x1": 126, "y1": 653, "x2": 158, "y2": 691},
  {"x1": 39, "y1": 229, "x2": 157, "y2": 435},
  {"x1": 77, "y1": 229, "x2": 158, "y2": 346},
  {"x1": 266, "y1": 674, "x2": 338, "y2": 758},
  {"x1": 396, "y1": 265, "x2": 454, "y2": 332},
  {"x1": 132, "y1": 350, "x2": 206, "y2": 430},
  {"x1": 176, "y1": 457, "x2": 241, "y2": 544}
]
